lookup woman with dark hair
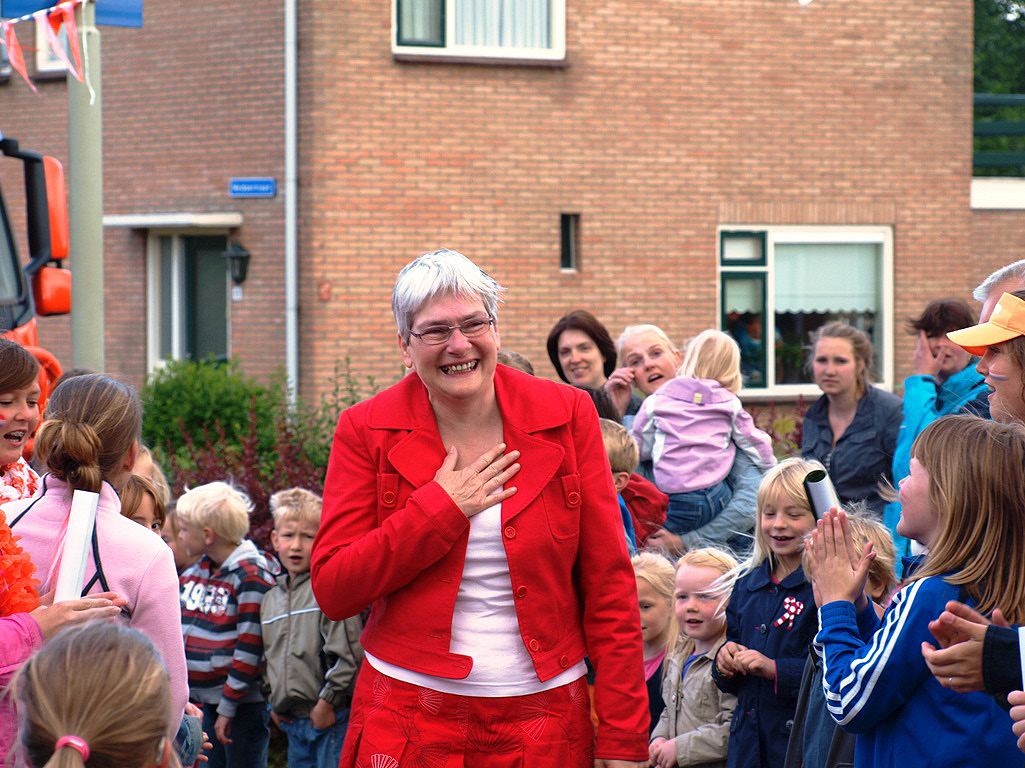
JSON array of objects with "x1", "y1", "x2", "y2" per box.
[
  {"x1": 546, "y1": 310, "x2": 642, "y2": 422},
  {"x1": 885, "y1": 299, "x2": 988, "y2": 559},
  {"x1": 801, "y1": 322, "x2": 902, "y2": 515}
]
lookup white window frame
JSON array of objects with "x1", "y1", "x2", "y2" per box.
[
  {"x1": 145, "y1": 230, "x2": 232, "y2": 374},
  {"x1": 717, "y1": 225, "x2": 894, "y2": 398},
  {"x1": 392, "y1": 0, "x2": 566, "y2": 62}
]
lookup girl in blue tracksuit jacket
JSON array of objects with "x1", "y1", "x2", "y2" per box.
[
  {"x1": 811, "y1": 414, "x2": 1023, "y2": 768},
  {"x1": 712, "y1": 459, "x2": 821, "y2": 768}
]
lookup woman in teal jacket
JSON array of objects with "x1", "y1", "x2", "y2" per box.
[{"x1": 885, "y1": 299, "x2": 987, "y2": 562}]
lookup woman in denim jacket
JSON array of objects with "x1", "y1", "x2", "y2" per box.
[{"x1": 800, "y1": 322, "x2": 902, "y2": 516}]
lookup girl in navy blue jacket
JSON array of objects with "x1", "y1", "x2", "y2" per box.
[{"x1": 712, "y1": 458, "x2": 820, "y2": 768}]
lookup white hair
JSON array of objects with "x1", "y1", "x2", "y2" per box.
[
  {"x1": 974, "y1": 259, "x2": 1025, "y2": 302},
  {"x1": 392, "y1": 249, "x2": 505, "y2": 341},
  {"x1": 616, "y1": 324, "x2": 678, "y2": 360}
]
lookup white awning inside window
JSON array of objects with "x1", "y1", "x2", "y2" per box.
[
  {"x1": 774, "y1": 243, "x2": 879, "y2": 313},
  {"x1": 723, "y1": 277, "x2": 762, "y2": 315}
]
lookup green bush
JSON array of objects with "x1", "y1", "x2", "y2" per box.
[
  {"x1": 141, "y1": 357, "x2": 386, "y2": 550},
  {"x1": 141, "y1": 358, "x2": 280, "y2": 458}
]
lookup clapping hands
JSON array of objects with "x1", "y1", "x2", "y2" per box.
[{"x1": 807, "y1": 509, "x2": 875, "y2": 607}]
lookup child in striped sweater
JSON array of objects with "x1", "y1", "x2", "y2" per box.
[{"x1": 178, "y1": 481, "x2": 275, "y2": 768}]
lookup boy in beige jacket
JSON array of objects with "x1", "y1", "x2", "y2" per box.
[{"x1": 261, "y1": 488, "x2": 363, "y2": 768}]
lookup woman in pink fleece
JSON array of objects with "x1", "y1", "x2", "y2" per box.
[
  {"x1": 632, "y1": 330, "x2": 776, "y2": 536},
  {"x1": 4, "y1": 375, "x2": 188, "y2": 741},
  {"x1": 0, "y1": 344, "x2": 130, "y2": 762}
]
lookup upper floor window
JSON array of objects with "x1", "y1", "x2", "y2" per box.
[
  {"x1": 718, "y1": 226, "x2": 893, "y2": 396},
  {"x1": 394, "y1": 0, "x2": 565, "y2": 61}
]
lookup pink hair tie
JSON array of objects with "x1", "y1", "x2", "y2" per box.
[{"x1": 54, "y1": 735, "x2": 90, "y2": 761}]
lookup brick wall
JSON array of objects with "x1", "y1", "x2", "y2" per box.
[
  {"x1": 972, "y1": 210, "x2": 1025, "y2": 294},
  {"x1": 0, "y1": 0, "x2": 992, "y2": 403},
  {"x1": 299, "y1": 0, "x2": 977, "y2": 397},
  {"x1": 0, "y1": 0, "x2": 286, "y2": 387}
]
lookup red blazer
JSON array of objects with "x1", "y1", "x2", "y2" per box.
[{"x1": 312, "y1": 364, "x2": 649, "y2": 760}]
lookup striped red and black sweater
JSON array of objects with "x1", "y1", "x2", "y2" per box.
[{"x1": 180, "y1": 540, "x2": 275, "y2": 717}]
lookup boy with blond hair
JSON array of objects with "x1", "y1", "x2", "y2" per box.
[
  {"x1": 178, "y1": 481, "x2": 275, "y2": 768},
  {"x1": 599, "y1": 418, "x2": 640, "y2": 553},
  {"x1": 260, "y1": 488, "x2": 364, "y2": 768}
]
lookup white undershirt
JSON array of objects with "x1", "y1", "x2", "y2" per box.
[{"x1": 367, "y1": 498, "x2": 585, "y2": 696}]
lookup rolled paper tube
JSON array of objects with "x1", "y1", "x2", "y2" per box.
[
  {"x1": 1019, "y1": 627, "x2": 1025, "y2": 693},
  {"x1": 53, "y1": 490, "x2": 99, "y2": 602},
  {"x1": 804, "y1": 470, "x2": 840, "y2": 519}
]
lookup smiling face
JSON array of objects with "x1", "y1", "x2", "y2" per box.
[
  {"x1": 0, "y1": 384, "x2": 40, "y2": 466},
  {"x1": 636, "y1": 577, "x2": 673, "y2": 653},
  {"x1": 759, "y1": 494, "x2": 816, "y2": 572},
  {"x1": 557, "y1": 329, "x2": 606, "y2": 389},
  {"x1": 399, "y1": 293, "x2": 500, "y2": 407},
  {"x1": 976, "y1": 342, "x2": 1025, "y2": 425},
  {"x1": 897, "y1": 457, "x2": 939, "y2": 547},
  {"x1": 812, "y1": 337, "x2": 862, "y2": 400},
  {"x1": 621, "y1": 330, "x2": 681, "y2": 396},
  {"x1": 271, "y1": 518, "x2": 318, "y2": 579},
  {"x1": 674, "y1": 564, "x2": 727, "y2": 653}
]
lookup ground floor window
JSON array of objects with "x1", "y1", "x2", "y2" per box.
[
  {"x1": 146, "y1": 233, "x2": 229, "y2": 371},
  {"x1": 718, "y1": 226, "x2": 893, "y2": 395}
]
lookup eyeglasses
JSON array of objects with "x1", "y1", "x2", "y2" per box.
[{"x1": 409, "y1": 317, "x2": 495, "y2": 345}]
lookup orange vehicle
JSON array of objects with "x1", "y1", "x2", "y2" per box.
[{"x1": 0, "y1": 134, "x2": 72, "y2": 430}]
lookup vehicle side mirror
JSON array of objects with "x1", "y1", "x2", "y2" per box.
[
  {"x1": 43, "y1": 156, "x2": 68, "y2": 261},
  {"x1": 32, "y1": 265, "x2": 70, "y2": 316}
]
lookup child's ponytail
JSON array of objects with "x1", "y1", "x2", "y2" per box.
[
  {"x1": 16, "y1": 623, "x2": 178, "y2": 768},
  {"x1": 34, "y1": 375, "x2": 141, "y2": 493},
  {"x1": 42, "y1": 737, "x2": 90, "y2": 768},
  {"x1": 35, "y1": 420, "x2": 104, "y2": 493}
]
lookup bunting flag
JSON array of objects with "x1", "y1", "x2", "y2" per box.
[
  {"x1": 2, "y1": 20, "x2": 37, "y2": 93},
  {"x1": 38, "y1": 3, "x2": 83, "y2": 82},
  {"x1": 58, "y1": 1, "x2": 82, "y2": 79},
  {"x1": 36, "y1": 8, "x2": 78, "y2": 81},
  {"x1": 3, "y1": 0, "x2": 85, "y2": 92}
]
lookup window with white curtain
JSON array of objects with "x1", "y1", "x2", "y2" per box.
[
  {"x1": 146, "y1": 233, "x2": 230, "y2": 372},
  {"x1": 394, "y1": 0, "x2": 565, "y2": 60},
  {"x1": 718, "y1": 227, "x2": 893, "y2": 394}
]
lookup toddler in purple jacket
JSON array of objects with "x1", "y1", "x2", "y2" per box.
[{"x1": 632, "y1": 330, "x2": 776, "y2": 535}]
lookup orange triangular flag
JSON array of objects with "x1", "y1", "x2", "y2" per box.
[
  {"x1": 2, "y1": 22, "x2": 37, "y2": 94},
  {"x1": 36, "y1": 9, "x2": 82, "y2": 82},
  {"x1": 59, "y1": 1, "x2": 83, "y2": 81}
]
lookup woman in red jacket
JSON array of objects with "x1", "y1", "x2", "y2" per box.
[{"x1": 312, "y1": 249, "x2": 649, "y2": 768}]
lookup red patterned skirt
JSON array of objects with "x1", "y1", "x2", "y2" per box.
[{"x1": 340, "y1": 663, "x2": 594, "y2": 768}]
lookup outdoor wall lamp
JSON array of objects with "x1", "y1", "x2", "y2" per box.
[{"x1": 224, "y1": 241, "x2": 251, "y2": 285}]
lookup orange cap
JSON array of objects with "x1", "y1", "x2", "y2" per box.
[{"x1": 947, "y1": 292, "x2": 1025, "y2": 355}]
